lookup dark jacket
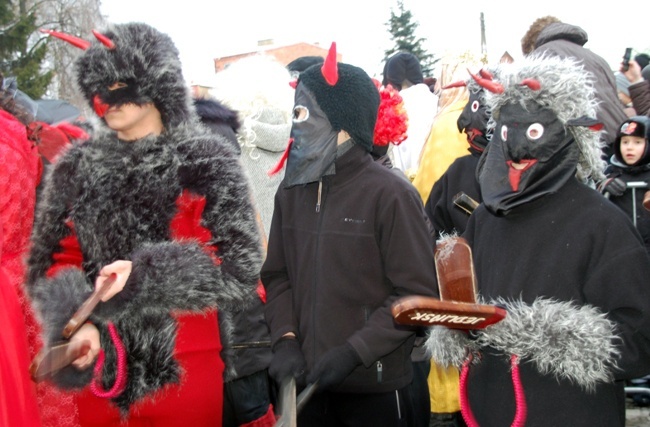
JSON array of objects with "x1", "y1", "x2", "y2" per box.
[
  {"x1": 261, "y1": 144, "x2": 437, "y2": 393},
  {"x1": 533, "y1": 23, "x2": 627, "y2": 146},
  {"x1": 456, "y1": 178, "x2": 650, "y2": 426},
  {"x1": 629, "y1": 80, "x2": 650, "y2": 117},
  {"x1": 425, "y1": 153, "x2": 481, "y2": 238},
  {"x1": 604, "y1": 162, "x2": 650, "y2": 256},
  {"x1": 194, "y1": 98, "x2": 241, "y2": 155}
]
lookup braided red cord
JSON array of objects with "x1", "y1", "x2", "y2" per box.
[
  {"x1": 459, "y1": 353, "x2": 528, "y2": 427},
  {"x1": 459, "y1": 354, "x2": 480, "y2": 427},
  {"x1": 510, "y1": 355, "x2": 527, "y2": 427},
  {"x1": 90, "y1": 322, "x2": 127, "y2": 398}
]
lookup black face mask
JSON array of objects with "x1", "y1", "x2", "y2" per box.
[
  {"x1": 457, "y1": 88, "x2": 490, "y2": 155},
  {"x1": 478, "y1": 102, "x2": 579, "y2": 215},
  {"x1": 283, "y1": 84, "x2": 339, "y2": 188}
]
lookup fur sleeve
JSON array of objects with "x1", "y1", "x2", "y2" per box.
[
  {"x1": 425, "y1": 297, "x2": 620, "y2": 392},
  {"x1": 94, "y1": 132, "x2": 263, "y2": 319}
]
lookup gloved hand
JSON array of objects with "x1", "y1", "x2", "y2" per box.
[
  {"x1": 599, "y1": 177, "x2": 626, "y2": 197},
  {"x1": 306, "y1": 342, "x2": 362, "y2": 390},
  {"x1": 268, "y1": 337, "x2": 307, "y2": 384}
]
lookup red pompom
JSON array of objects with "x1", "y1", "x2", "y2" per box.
[{"x1": 373, "y1": 84, "x2": 408, "y2": 147}]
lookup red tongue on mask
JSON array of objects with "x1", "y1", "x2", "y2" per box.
[
  {"x1": 506, "y1": 159, "x2": 537, "y2": 191},
  {"x1": 93, "y1": 95, "x2": 109, "y2": 117}
]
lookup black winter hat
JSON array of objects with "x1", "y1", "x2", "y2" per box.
[
  {"x1": 382, "y1": 52, "x2": 424, "y2": 90},
  {"x1": 298, "y1": 47, "x2": 379, "y2": 152},
  {"x1": 287, "y1": 56, "x2": 324, "y2": 75}
]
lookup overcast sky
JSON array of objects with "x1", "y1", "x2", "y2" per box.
[{"x1": 99, "y1": 0, "x2": 649, "y2": 82}]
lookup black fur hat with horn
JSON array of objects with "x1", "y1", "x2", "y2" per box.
[{"x1": 41, "y1": 23, "x2": 193, "y2": 129}]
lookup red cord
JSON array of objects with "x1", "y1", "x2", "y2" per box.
[
  {"x1": 460, "y1": 353, "x2": 528, "y2": 427},
  {"x1": 90, "y1": 322, "x2": 128, "y2": 398}
]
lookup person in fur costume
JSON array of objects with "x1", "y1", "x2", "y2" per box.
[
  {"x1": 425, "y1": 55, "x2": 650, "y2": 426},
  {"x1": 29, "y1": 23, "x2": 263, "y2": 426}
]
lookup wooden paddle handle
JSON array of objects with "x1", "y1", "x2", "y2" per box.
[{"x1": 62, "y1": 273, "x2": 116, "y2": 339}]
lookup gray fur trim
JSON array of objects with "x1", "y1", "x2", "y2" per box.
[
  {"x1": 476, "y1": 298, "x2": 620, "y2": 391},
  {"x1": 425, "y1": 326, "x2": 475, "y2": 368},
  {"x1": 425, "y1": 297, "x2": 620, "y2": 391},
  {"x1": 485, "y1": 55, "x2": 606, "y2": 182}
]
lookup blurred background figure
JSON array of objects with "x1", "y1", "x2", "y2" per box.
[
  {"x1": 191, "y1": 76, "x2": 242, "y2": 155},
  {"x1": 213, "y1": 54, "x2": 294, "y2": 239},
  {"x1": 521, "y1": 15, "x2": 627, "y2": 158},
  {"x1": 382, "y1": 51, "x2": 438, "y2": 179}
]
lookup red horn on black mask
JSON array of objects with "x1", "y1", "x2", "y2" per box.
[
  {"x1": 468, "y1": 69, "x2": 504, "y2": 94},
  {"x1": 40, "y1": 28, "x2": 91, "y2": 50},
  {"x1": 92, "y1": 30, "x2": 116, "y2": 50},
  {"x1": 321, "y1": 42, "x2": 339, "y2": 86}
]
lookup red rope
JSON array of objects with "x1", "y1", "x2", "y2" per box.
[
  {"x1": 90, "y1": 322, "x2": 128, "y2": 398},
  {"x1": 459, "y1": 353, "x2": 528, "y2": 427}
]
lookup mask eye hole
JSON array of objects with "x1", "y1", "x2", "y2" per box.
[
  {"x1": 471, "y1": 100, "x2": 480, "y2": 112},
  {"x1": 500, "y1": 125, "x2": 508, "y2": 141},
  {"x1": 108, "y1": 82, "x2": 128, "y2": 91},
  {"x1": 293, "y1": 105, "x2": 309, "y2": 123},
  {"x1": 526, "y1": 123, "x2": 544, "y2": 140}
]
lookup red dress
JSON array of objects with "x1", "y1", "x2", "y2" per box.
[{"x1": 0, "y1": 109, "x2": 42, "y2": 427}]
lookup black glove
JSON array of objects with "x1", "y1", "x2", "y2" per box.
[
  {"x1": 306, "y1": 342, "x2": 362, "y2": 390},
  {"x1": 268, "y1": 337, "x2": 307, "y2": 384},
  {"x1": 599, "y1": 177, "x2": 626, "y2": 197}
]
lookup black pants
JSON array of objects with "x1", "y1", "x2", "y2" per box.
[
  {"x1": 298, "y1": 386, "x2": 413, "y2": 427},
  {"x1": 411, "y1": 360, "x2": 432, "y2": 427},
  {"x1": 223, "y1": 369, "x2": 272, "y2": 426}
]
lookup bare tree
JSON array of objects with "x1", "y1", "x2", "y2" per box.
[{"x1": 35, "y1": 0, "x2": 104, "y2": 111}]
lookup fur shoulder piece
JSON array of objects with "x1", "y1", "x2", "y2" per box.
[{"x1": 425, "y1": 297, "x2": 621, "y2": 391}]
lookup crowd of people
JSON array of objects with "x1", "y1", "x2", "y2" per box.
[{"x1": 2, "y1": 13, "x2": 650, "y2": 427}]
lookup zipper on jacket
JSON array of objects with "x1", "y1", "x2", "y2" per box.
[
  {"x1": 316, "y1": 179, "x2": 322, "y2": 212},
  {"x1": 377, "y1": 360, "x2": 383, "y2": 383}
]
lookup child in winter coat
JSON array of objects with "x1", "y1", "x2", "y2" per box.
[{"x1": 599, "y1": 115, "x2": 650, "y2": 255}]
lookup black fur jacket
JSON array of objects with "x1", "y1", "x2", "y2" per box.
[{"x1": 27, "y1": 123, "x2": 263, "y2": 411}]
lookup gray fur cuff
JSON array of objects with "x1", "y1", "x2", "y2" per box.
[{"x1": 425, "y1": 298, "x2": 620, "y2": 391}]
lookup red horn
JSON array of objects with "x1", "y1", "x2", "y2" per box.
[
  {"x1": 479, "y1": 69, "x2": 494, "y2": 80},
  {"x1": 92, "y1": 30, "x2": 116, "y2": 50},
  {"x1": 321, "y1": 42, "x2": 339, "y2": 86},
  {"x1": 40, "y1": 28, "x2": 91, "y2": 50},
  {"x1": 468, "y1": 69, "x2": 504, "y2": 94},
  {"x1": 520, "y1": 78, "x2": 541, "y2": 91},
  {"x1": 442, "y1": 80, "x2": 467, "y2": 90}
]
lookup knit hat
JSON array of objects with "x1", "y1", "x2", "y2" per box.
[
  {"x1": 286, "y1": 56, "x2": 324, "y2": 75},
  {"x1": 382, "y1": 52, "x2": 424, "y2": 90},
  {"x1": 613, "y1": 116, "x2": 650, "y2": 167},
  {"x1": 297, "y1": 43, "x2": 379, "y2": 151},
  {"x1": 42, "y1": 23, "x2": 193, "y2": 129},
  {"x1": 615, "y1": 72, "x2": 630, "y2": 97}
]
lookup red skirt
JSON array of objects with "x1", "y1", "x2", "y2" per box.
[{"x1": 77, "y1": 310, "x2": 224, "y2": 427}]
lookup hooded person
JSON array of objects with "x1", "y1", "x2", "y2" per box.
[
  {"x1": 29, "y1": 23, "x2": 263, "y2": 426},
  {"x1": 261, "y1": 43, "x2": 437, "y2": 426},
  {"x1": 425, "y1": 55, "x2": 650, "y2": 427},
  {"x1": 424, "y1": 68, "x2": 495, "y2": 238},
  {"x1": 599, "y1": 115, "x2": 650, "y2": 255}
]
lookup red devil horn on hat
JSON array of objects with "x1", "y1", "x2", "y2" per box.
[
  {"x1": 442, "y1": 80, "x2": 467, "y2": 90},
  {"x1": 479, "y1": 69, "x2": 494, "y2": 80},
  {"x1": 40, "y1": 28, "x2": 91, "y2": 50},
  {"x1": 468, "y1": 69, "x2": 504, "y2": 94},
  {"x1": 321, "y1": 42, "x2": 339, "y2": 86},
  {"x1": 520, "y1": 78, "x2": 541, "y2": 91},
  {"x1": 92, "y1": 30, "x2": 116, "y2": 49}
]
